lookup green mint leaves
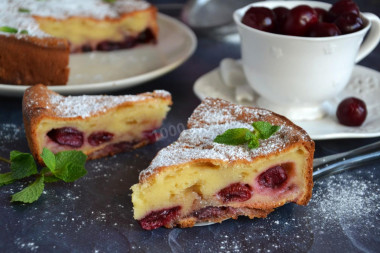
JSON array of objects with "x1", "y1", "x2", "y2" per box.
[
  {"x1": 0, "y1": 26, "x2": 18, "y2": 34},
  {"x1": 252, "y1": 121, "x2": 281, "y2": 140},
  {"x1": 0, "y1": 26, "x2": 28, "y2": 35},
  {"x1": 214, "y1": 121, "x2": 280, "y2": 149},
  {"x1": 11, "y1": 175, "x2": 45, "y2": 203},
  {"x1": 0, "y1": 148, "x2": 87, "y2": 204}
]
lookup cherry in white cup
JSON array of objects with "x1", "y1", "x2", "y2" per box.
[{"x1": 233, "y1": 1, "x2": 380, "y2": 121}]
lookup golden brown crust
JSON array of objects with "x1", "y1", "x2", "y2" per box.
[
  {"x1": 0, "y1": 35, "x2": 69, "y2": 86},
  {"x1": 22, "y1": 84, "x2": 172, "y2": 164}
]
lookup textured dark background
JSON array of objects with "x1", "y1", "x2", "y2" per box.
[{"x1": 0, "y1": 0, "x2": 379, "y2": 252}]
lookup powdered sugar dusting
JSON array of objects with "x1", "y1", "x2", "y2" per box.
[
  {"x1": 23, "y1": 85, "x2": 171, "y2": 119},
  {"x1": 49, "y1": 94, "x2": 143, "y2": 118},
  {"x1": 48, "y1": 90, "x2": 170, "y2": 118},
  {"x1": 140, "y1": 98, "x2": 312, "y2": 181},
  {"x1": 311, "y1": 172, "x2": 380, "y2": 224},
  {"x1": 0, "y1": 0, "x2": 151, "y2": 37}
]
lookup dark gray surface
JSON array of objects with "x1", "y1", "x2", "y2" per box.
[{"x1": 1, "y1": 0, "x2": 380, "y2": 252}]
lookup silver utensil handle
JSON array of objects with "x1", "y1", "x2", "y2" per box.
[{"x1": 313, "y1": 140, "x2": 380, "y2": 180}]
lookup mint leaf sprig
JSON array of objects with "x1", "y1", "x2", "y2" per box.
[
  {"x1": 214, "y1": 121, "x2": 280, "y2": 149},
  {"x1": 0, "y1": 26, "x2": 28, "y2": 35},
  {"x1": 0, "y1": 148, "x2": 87, "y2": 203}
]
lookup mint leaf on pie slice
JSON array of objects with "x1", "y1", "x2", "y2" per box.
[
  {"x1": 11, "y1": 175, "x2": 45, "y2": 203},
  {"x1": 252, "y1": 121, "x2": 280, "y2": 139},
  {"x1": 214, "y1": 128, "x2": 252, "y2": 146},
  {"x1": 0, "y1": 26, "x2": 18, "y2": 33},
  {"x1": 18, "y1": 8, "x2": 30, "y2": 13},
  {"x1": 10, "y1": 151, "x2": 38, "y2": 180},
  {"x1": 213, "y1": 121, "x2": 280, "y2": 149},
  {"x1": 247, "y1": 136, "x2": 260, "y2": 149}
]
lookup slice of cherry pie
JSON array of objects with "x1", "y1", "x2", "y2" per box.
[
  {"x1": 22, "y1": 84, "x2": 171, "y2": 164},
  {"x1": 131, "y1": 98, "x2": 314, "y2": 230}
]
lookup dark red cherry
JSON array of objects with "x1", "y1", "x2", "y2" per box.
[
  {"x1": 314, "y1": 7, "x2": 328, "y2": 22},
  {"x1": 137, "y1": 28, "x2": 155, "y2": 43},
  {"x1": 283, "y1": 5, "x2": 319, "y2": 36},
  {"x1": 258, "y1": 165, "x2": 288, "y2": 189},
  {"x1": 242, "y1": 7, "x2": 276, "y2": 32},
  {"x1": 47, "y1": 127, "x2": 84, "y2": 147},
  {"x1": 139, "y1": 206, "x2": 181, "y2": 230},
  {"x1": 329, "y1": 0, "x2": 360, "y2": 21},
  {"x1": 88, "y1": 131, "x2": 114, "y2": 146},
  {"x1": 308, "y1": 22, "x2": 341, "y2": 37},
  {"x1": 273, "y1": 7, "x2": 289, "y2": 34},
  {"x1": 335, "y1": 12, "x2": 364, "y2": 34},
  {"x1": 217, "y1": 183, "x2": 252, "y2": 203},
  {"x1": 336, "y1": 97, "x2": 367, "y2": 126}
]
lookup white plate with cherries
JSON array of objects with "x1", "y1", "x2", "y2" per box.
[{"x1": 193, "y1": 58, "x2": 380, "y2": 140}]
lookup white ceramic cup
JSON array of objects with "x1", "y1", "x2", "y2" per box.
[{"x1": 233, "y1": 1, "x2": 380, "y2": 121}]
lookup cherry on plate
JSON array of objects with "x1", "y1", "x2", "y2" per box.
[
  {"x1": 336, "y1": 97, "x2": 367, "y2": 126},
  {"x1": 283, "y1": 5, "x2": 319, "y2": 36},
  {"x1": 242, "y1": 7, "x2": 276, "y2": 32},
  {"x1": 308, "y1": 22, "x2": 341, "y2": 37}
]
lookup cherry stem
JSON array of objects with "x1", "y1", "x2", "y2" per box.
[{"x1": 0, "y1": 156, "x2": 11, "y2": 164}]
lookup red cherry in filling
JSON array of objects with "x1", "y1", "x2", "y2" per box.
[
  {"x1": 308, "y1": 22, "x2": 341, "y2": 37},
  {"x1": 137, "y1": 28, "x2": 155, "y2": 43},
  {"x1": 217, "y1": 183, "x2": 252, "y2": 203},
  {"x1": 258, "y1": 165, "x2": 288, "y2": 189},
  {"x1": 283, "y1": 5, "x2": 318, "y2": 36},
  {"x1": 273, "y1": 7, "x2": 289, "y2": 34},
  {"x1": 336, "y1": 97, "x2": 367, "y2": 126},
  {"x1": 329, "y1": 0, "x2": 360, "y2": 21},
  {"x1": 47, "y1": 127, "x2": 84, "y2": 147},
  {"x1": 242, "y1": 7, "x2": 276, "y2": 32},
  {"x1": 139, "y1": 206, "x2": 181, "y2": 230},
  {"x1": 88, "y1": 131, "x2": 114, "y2": 146},
  {"x1": 334, "y1": 12, "x2": 364, "y2": 34}
]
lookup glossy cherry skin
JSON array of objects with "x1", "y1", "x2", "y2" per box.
[
  {"x1": 335, "y1": 12, "x2": 364, "y2": 34},
  {"x1": 336, "y1": 97, "x2": 367, "y2": 126},
  {"x1": 308, "y1": 22, "x2": 341, "y2": 37},
  {"x1": 329, "y1": 0, "x2": 360, "y2": 21},
  {"x1": 242, "y1": 7, "x2": 276, "y2": 32},
  {"x1": 273, "y1": 7, "x2": 289, "y2": 34},
  {"x1": 314, "y1": 7, "x2": 328, "y2": 22},
  {"x1": 283, "y1": 5, "x2": 319, "y2": 36}
]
